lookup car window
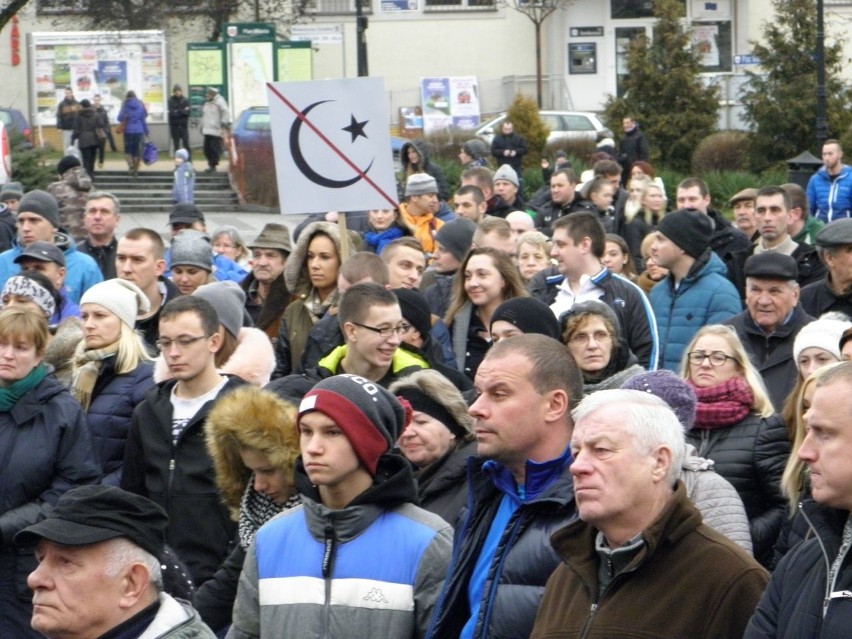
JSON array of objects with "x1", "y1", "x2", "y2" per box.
[
  {"x1": 563, "y1": 114, "x2": 594, "y2": 131},
  {"x1": 245, "y1": 113, "x2": 271, "y2": 131},
  {"x1": 541, "y1": 114, "x2": 562, "y2": 131},
  {"x1": 0, "y1": 112, "x2": 11, "y2": 127}
]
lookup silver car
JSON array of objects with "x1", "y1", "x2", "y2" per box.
[{"x1": 476, "y1": 110, "x2": 608, "y2": 145}]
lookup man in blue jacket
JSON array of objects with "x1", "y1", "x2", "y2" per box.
[
  {"x1": 427, "y1": 334, "x2": 581, "y2": 639},
  {"x1": 745, "y1": 361, "x2": 852, "y2": 638},
  {"x1": 807, "y1": 139, "x2": 852, "y2": 223},
  {"x1": 648, "y1": 209, "x2": 742, "y2": 370},
  {"x1": 0, "y1": 190, "x2": 102, "y2": 304}
]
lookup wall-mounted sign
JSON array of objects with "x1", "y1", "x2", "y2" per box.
[
  {"x1": 733, "y1": 54, "x2": 759, "y2": 65},
  {"x1": 570, "y1": 26, "x2": 604, "y2": 37},
  {"x1": 568, "y1": 43, "x2": 597, "y2": 75}
]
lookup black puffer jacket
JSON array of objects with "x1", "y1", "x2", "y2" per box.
[
  {"x1": 687, "y1": 412, "x2": 790, "y2": 568},
  {"x1": 745, "y1": 500, "x2": 852, "y2": 639},
  {"x1": 426, "y1": 453, "x2": 576, "y2": 639}
]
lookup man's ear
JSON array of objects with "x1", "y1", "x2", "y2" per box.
[
  {"x1": 117, "y1": 562, "x2": 154, "y2": 610},
  {"x1": 650, "y1": 445, "x2": 673, "y2": 485},
  {"x1": 155, "y1": 259, "x2": 167, "y2": 277},
  {"x1": 341, "y1": 321, "x2": 357, "y2": 343}
]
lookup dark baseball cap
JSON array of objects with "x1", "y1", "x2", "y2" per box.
[
  {"x1": 15, "y1": 485, "x2": 168, "y2": 560},
  {"x1": 743, "y1": 251, "x2": 798, "y2": 281},
  {"x1": 169, "y1": 203, "x2": 205, "y2": 226},
  {"x1": 14, "y1": 241, "x2": 66, "y2": 267}
]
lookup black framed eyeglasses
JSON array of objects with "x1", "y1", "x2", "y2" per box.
[
  {"x1": 351, "y1": 322, "x2": 407, "y2": 339},
  {"x1": 687, "y1": 350, "x2": 736, "y2": 367},
  {"x1": 156, "y1": 335, "x2": 210, "y2": 350}
]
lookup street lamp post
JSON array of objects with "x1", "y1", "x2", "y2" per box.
[{"x1": 815, "y1": 0, "x2": 827, "y2": 146}]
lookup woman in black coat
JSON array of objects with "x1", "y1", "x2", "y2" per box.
[
  {"x1": 390, "y1": 368, "x2": 476, "y2": 525},
  {"x1": 680, "y1": 324, "x2": 790, "y2": 568},
  {"x1": 70, "y1": 279, "x2": 155, "y2": 485},
  {"x1": 0, "y1": 307, "x2": 100, "y2": 638},
  {"x1": 72, "y1": 99, "x2": 101, "y2": 178}
]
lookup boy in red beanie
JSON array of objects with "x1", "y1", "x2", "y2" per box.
[{"x1": 228, "y1": 374, "x2": 453, "y2": 639}]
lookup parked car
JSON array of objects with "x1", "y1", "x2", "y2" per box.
[
  {"x1": 0, "y1": 122, "x2": 10, "y2": 185},
  {"x1": 0, "y1": 107, "x2": 33, "y2": 147},
  {"x1": 476, "y1": 110, "x2": 608, "y2": 146}
]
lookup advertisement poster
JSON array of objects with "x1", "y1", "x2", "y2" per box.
[
  {"x1": 30, "y1": 31, "x2": 167, "y2": 126},
  {"x1": 692, "y1": 24, "x2": 720, "y2": 67},
  {"x1": 420, "y1": 76, "x2": 480, "y2": 134}
]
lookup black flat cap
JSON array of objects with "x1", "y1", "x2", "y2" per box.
[
  {"x1": 15, "y1": 485, "x2": 168, "y2": 560},
  {"x1": 743, "y1": 251, "x2": 798, "y2": 281},
  {"x1": 815, "y1": 218, "x2": 852, "y2": 249}
]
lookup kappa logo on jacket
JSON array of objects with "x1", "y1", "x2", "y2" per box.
[{"x1": 363, "y1": 588, "x2": 389, "y2": 604}]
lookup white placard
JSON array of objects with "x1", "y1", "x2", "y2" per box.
[{"x1": 267, "y1": 77, "x2": 399, "y2": 215}]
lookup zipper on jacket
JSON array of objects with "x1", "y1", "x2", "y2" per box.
[
  {"x1": 166, "y1": 457, "x2": 176, "y2": 513},
  {"x1": 798, "y1": 502, "x2": 834, "y2": 617},
  {"x1": 322, "y1": 524, "x2": 337, "y2": 638},
  {"x1": 580, "y1": 603, "x2": 599, "y2": 639},
  {"x1": 477, "y1": 508, "x2": 525, "y2": 636}
]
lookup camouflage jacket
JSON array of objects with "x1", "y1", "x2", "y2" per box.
[{"x1": 47, "y1": 167, "x2": 93, "y2": 242}]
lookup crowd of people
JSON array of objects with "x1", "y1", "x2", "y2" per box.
[{"x1": 1, "y1": 120, "x2": 852, "y2": 639}]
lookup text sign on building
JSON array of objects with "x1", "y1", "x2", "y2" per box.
[
  {"x1": 733, "y1": 54, "x2": 759, "y2": 65},
  {"x1": 570, "y1": 26, "x2": 604, "y2": 37}
]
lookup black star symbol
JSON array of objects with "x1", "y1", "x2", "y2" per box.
[{"x1": 343, "y1": 114, "x2": 368, "y2": 143}]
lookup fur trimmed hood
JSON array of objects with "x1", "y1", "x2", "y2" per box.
[
  {"x1": 205, "y1": 385, "x2": 300, "y2": 518},
  {"x1": 153, "y1": 326, "x2": 275, "y2": 386},
  {"x1": 284, "y1": 221, "x2": 358, "y2": 293}
]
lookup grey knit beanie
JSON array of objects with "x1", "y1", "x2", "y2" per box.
[
  {"x1": 405, "y1": 173, "x2": 438, "y2": 197},
  {"x1": 79, "y1": 278, "x2": 150, "y2": 328},
  {"x1": 171, "y1": 230, "x2": 213, "y2": 271},
  {"x1": 193, "y1": 281, "x2": 245, "y2": 338},
  {"x1": 18, "y1": 190, "x2": 61, "y2": 229},
  {"x1": 434, "y1": 217, "x2": 477, "y2": 262},
  {"x1": 493, "y1": 164, "x2": 519, "y2": 187}
]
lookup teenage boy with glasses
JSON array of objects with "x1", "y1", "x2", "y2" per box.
[
  {"x1": 268, "y1": 282, "x2": 429, "y2": 404},
  {"x1": 122, "y1": 295, "x2": 247, "y2": 586}
]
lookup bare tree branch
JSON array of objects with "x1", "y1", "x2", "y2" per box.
[{"x1": 0, "y1": 0, "x2": 33, "y2": 31}]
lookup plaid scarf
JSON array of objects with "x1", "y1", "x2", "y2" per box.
[
  {"x1": 237, "y1": 480, "x2": 301, "y2": 549},
  {"x1": 688, "y1": 375, "x2": 754, "y2": 429}
]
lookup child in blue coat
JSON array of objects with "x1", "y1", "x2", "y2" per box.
[{"x1": 172, "y1": 149, "x2": 195, "y2": 203}]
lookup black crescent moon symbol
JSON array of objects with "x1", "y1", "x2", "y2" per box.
[{"x1": 290, "y1": 100, "x2": 374, "y2": 188}]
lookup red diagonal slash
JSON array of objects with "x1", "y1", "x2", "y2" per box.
[{"x1": 267, "y1": 82, "x2": 398, "y2": 209}]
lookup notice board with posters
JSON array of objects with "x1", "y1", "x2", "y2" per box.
[{"x1": 29, "y1": 30, "x2": 168, "y2": 126}]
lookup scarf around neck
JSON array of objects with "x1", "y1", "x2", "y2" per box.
[
  {"x1": 238, "y1": 480, "x2": 302, "y2": 549},
  {"x1": 0, "y1": 363, "x2": 48, "y2": 411},
  {"x1": 688, "y1": 375, "x2": 754, "y2": 429},
  {"x1": 72, "y1": 342, "x2": 120, "y2": 411}
]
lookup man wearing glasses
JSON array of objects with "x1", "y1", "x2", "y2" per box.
[
  {"x1": 268, "y1": 283, "x2": 428, "y2": 403},
  {"x1": 725, "y1": 252, "x2": 814, "y2": 410},
  {"x1": 122, "y1": 295, "x2": 247, "y2": 587}
]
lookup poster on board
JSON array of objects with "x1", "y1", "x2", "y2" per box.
[
  {"x1": 419, "y1": 76, "x2": 480, "y2": 134},
  {"x1": 29, "y1": 30, "x2": 168, "y2": 126}
]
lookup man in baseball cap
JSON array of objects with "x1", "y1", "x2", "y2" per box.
[
  {"x1": 16, "y1": 485, "x2": 216, "y2": 639},
  {"x1": 14, "y1": 240, "x2": 79, "y2": 323}
]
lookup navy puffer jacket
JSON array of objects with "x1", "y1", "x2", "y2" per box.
[
  {"x1": 687, "y1": 412, "x2": 790, "y2": 569},
  {"x1": 85, "y1": 358, "x2": 154, "y2": 486}
]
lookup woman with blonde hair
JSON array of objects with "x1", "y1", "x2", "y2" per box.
[
  {"x1": 623, "y1": 181, "x2": 668, "y2": 269},
  {"x1": 680, "y1": 324, "x2": 790, "y2": 568},
  {"x1": 390, "y1": 369, "x2": 475, "y2": 524},
  {"x1": 444, "y1": 247, "x2": 528, "y2": 379},
  {"x1": 71, "y1": 278, "x2": 154, "y2": 485},
  {"x1": 636, "y1": 233, "x2": 668, "y2": 294},
  {"x1": 212, "y1": 226, "x2": 250, "y2": 268},
  {"x1": 196, "y1": 385, "x2": 301, "y2": 634}
]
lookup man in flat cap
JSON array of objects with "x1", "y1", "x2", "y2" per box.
[
  {"x1": 730, "y1": 187, "x2": 759, "y2": 240},
  {"x1": 800, "y1": 218, "x2": 852, "y2": 318},
  {"x1": 16, "y1": 485, "x2": 216, "y2": 639},
  {"x1": 725, "y1": 252, "x2": 814, "y2": 410}
]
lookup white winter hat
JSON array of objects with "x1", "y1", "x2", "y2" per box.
[
  {"x1": 793, "y1": 313, "x2": 852, "y2": 368},
  {"x1": 80, "y1": 279, "x2": 150, "y2": 328}
]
